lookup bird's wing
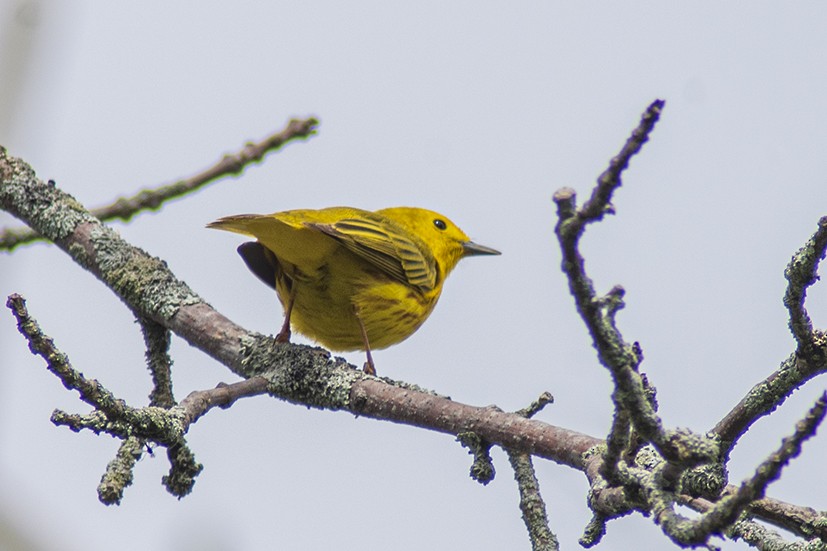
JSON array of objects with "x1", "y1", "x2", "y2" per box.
[{"x1": 308, "y1": 218, "x2": 436, "y2": 291}]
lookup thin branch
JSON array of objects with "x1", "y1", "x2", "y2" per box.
[
  {"x1": 727, "y1": 519, "x2": 821, "y2": 551},
  {"x1": 0, "y1": 117, "x2": 319, "y2": 250},
  {"x1": 554, "y1": 101, "x2": 689, "y2": 465},
  {"x1": 508, "y1": 452, "x2": 558, "y2": 551},
  {"x1": 515, "y1": 391, "x2": 554, "y2": 418},
  {"x1": 7, "y1": 293, "x2": 129, "y2": 419},
  {"x1": 7, "y1": 292, "x2": 273, "y2": 500},
  {"x1": 653, "y1": 393, "x2": 827, "y2": 547},
  {"x1": 708, "y1": 393, "x2": 827, "y2": 531},
  {"x1": 712, "y1": 350, "x2": 827, "y2": 460},
  {"x1": 554, "y1": 101, "x2": 720, "y2": 498},
  {"x1": 98, "y1": 437, "x2": 145, "y2": 505},
  {"x1": 580, "y1": 99, "x2": 665, "y2": 223},
  {"x1": 678, "y1": 494, "x2": 827, "y2": 550},
  {"x1": 712, "y1": 217, "x2": 827, "y2": 460},
  {"x1": 749, "y1": 495, "x2": 827, "y2": 542},
  {"x1": 784, "y1": 216, "x2": 827, "y2": 353},
  {"x1": 600, "y1": 405, "x2": 631, "y2": 487},
  {"x1": 507, "y1": 393, "x2": 558, "y2": 551},
  {"x1": 177, "y1": 377, "x2": 269, "y2": 427},
  {"x1": 139, "y1": 316, "x2": 175, "y2": 408},
  {"x1": 677, "y1": 494, "x2": 825, "y2": 550}
]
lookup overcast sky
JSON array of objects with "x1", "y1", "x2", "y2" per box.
[{"x1": 2, "y1": 2, "x2": 827, "y2": 550}]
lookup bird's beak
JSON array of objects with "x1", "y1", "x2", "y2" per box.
[{"x1": 462, "y1": 241, "x2": 501, "y2": 256}]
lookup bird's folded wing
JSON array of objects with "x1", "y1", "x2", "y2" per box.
[{"x1": 308, "y1": 218, "x2": 435, "y2": 291}]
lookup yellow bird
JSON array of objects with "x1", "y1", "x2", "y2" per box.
[{"x1": 208, "y1": 206, "x2": 500, "y2": 374}]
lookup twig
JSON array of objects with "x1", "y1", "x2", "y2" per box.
[
  {"x1": 0, "y1": 117, "x2": 318, "y2": 250},
  {"x1": 703, "y1": 393, "x2": 827, "y2": 534},
  {"x1": 749, "y1": 495, "x2": 827, "y2": 542},
  {"x1": 515, "y1": 391, "x2": 554, "y2": 418},
  {"x1": 177, "y1": 377, "x2": 269, "y2": 427},
  {"x1": 657, "y1": 393, "x2": 827, "y2": 547},
  {"x1": 508, "y1": 393, "x2": 558, "y2": 551},
  {"x1": 508, "y1": 451, "x2": 558, "y2": 551},
  {"x1": 7, "y1": 293, "x2": 129, "y2": 419},
  {"x1": 98, "y1": 437, "x2": 145, "y2": 505},
  {"x1": 713, "y1": 219, "x2": 827, "y2": 457},
  {"x1": 139, "y1": 316, "x2": 175, "y2": 408},
  {"x1": 784, "y1": 216, "x2": 827, "y2": 353},
  {"x1": 712, "y1": 350, "x2": 827, "y2": 459},
  {"x1": 580, "y1": 99, "x2": 665, "y2": 223},
  {"x1": 6, "y1": 292, "x2": 269, "y2": 500},
  {"x1": 554, "y1": 101, "x2": 685, "y2": 463}
]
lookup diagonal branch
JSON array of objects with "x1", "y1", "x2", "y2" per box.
[
  {"x1": 656, "y1": 392, "x2": 827, "y2": 547},
  {"x1": 0, "y1": 148, "x2": 599, "y2": 470},
  {"x1": 713, "y1": 218, "x2": 827, "y2": 457},
  {"x1": 0, "y1": 117, "x2": 318, "y2": 250},
  {"x1": 8, "y1": 292, "x2": 272, "y2": 501},
  {"x1": 554, "y1": 100, "x2": 712, "y2": 467}
]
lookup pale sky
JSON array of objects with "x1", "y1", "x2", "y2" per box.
[{"x1": 2, "y1": 2, "x2": 827, "y2": 550}]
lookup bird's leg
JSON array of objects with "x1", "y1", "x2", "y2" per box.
[
  {"x1": 276, "y1": 285, "x2": 296, "y2": 343},
  {"x1": 355, "y1": 313, "x2": 376, "y2": 376}
]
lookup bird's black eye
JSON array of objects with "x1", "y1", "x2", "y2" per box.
[{"x1": 433, "y1": 219, "x2": 447, "y2": 231}]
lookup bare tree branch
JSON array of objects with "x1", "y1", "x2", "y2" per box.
[
  {"x1": 508, "y1": 392, "x2": 558, "y2": 551},
  {"x1": 713, "y1": 217, "x2": 827, "y2": 458},
  {"x1": 4, "y1": 99, "x2": 827, "y2": 549},
  {"x1": 0, "y1": 117, "x2": 319, "y2": 250},
  {"x1": 140, "y1": 316, "x2": 175, "y2": 408}
]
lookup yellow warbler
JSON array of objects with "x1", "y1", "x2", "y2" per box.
[{"x1": 208, "y1": 206, "x2": 500, "y2": 374}]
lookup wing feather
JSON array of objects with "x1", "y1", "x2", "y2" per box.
[{"x1": 308, "y1": 217, "x2": 436, "y2": 291}]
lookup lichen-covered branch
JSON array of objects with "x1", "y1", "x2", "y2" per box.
[
  {"x1": 457, "y1": 430, "x2": 496, "y2": 484},
  {"x1": 713, "y1": 218, "x2": 827, "y2": 457},
  {"x1": 784, "y1": 217, "x2": 827, "y2": 353},
  {"x1": 551, "y1": 100, "x2": 827, "y2": 549},
  {"x1": 7, "y1": 293, "x2": 202, "y2": 500},
  {"x1": 507, "y1": 392, "x2": 558, "y2": 551},
  {"x1": 553, "y1": 100, "x2": 686, "y2": 466},
  {"x1": 508, "y1": 451, "x2": 558, "y2": 551},
  {"x1": 749, "y1": 495, "x2": 827, "y2": 542},
  {"x1": 0, "y1": 117, "x2": 319, "y2": 250},
  {"x1": 693, "y1": 393, "x2": 827, "y2": 539},
  {"x1": 99, "y1": 437, "x2": 145, "y2": 505},
  {"x1": 4, "y1": 101, "x2": 827, "y2": 549},
  {"x1": 140, "y1": 316, "x2": 175, "y2": 408},
  {"x1": 0, "y1": 147, "x2": 601, "y2": 472}
]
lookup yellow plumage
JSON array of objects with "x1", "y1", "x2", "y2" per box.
[{"x1": 208, "y1": 206, "x2": 499, "y2": 373}]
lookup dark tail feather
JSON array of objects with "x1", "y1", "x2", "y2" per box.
[{"x1": 237, "y1": 242, "x2": 280, "y2": 291}]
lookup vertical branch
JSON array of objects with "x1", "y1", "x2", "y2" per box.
[
  {"x1": 508, "y1": 392, "x2": 558, "y2": 551},
  {"x1": 507, "y1": 451, "x2": 558, "y2": 551},
  {"x1": 139, "y1": 316, "x2": 175, "y2": 408},
  {"x1": 784, "y1": 216, "x2": 827, "y2": 353},
  {"x1": 553, "y1": 100, "x2": 682, "y2": 461}
]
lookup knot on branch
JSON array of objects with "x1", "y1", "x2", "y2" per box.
[{"x1": 679, "y1": 463, "x2": 727, "y2": 500}]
